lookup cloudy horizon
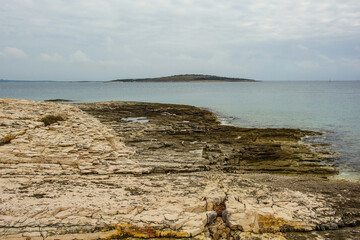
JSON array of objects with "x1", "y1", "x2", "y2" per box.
[{"x1": 0, "y1": 0, "x2": 359, "y2": 81}]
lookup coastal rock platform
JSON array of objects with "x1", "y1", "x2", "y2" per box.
[{"x1": 0, "y1": 99, "x2": 359, "y2": 239}]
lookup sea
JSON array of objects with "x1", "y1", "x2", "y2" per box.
[{"x1": 1, "y1": 80, "x2": 359, "y2": 181}]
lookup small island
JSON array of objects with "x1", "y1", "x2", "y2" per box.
[{"x1": 109, "y1": 74, "x2": 256, "y2": 82}]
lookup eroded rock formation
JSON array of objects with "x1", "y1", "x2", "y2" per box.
[{"x1": 0, "y1": 99, "x2": 359, "y2": 240}]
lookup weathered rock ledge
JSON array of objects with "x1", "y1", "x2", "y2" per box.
[
  {"x1": 0, "y1": 99, "x2": 359, "y2": 240},
  {"x1": 78, "y1": 101, "x2": 338, "y2": 176}
]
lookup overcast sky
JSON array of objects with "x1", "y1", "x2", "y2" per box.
[{"x1": 0, "y1": 0, "x2": 359, "y2": 81}]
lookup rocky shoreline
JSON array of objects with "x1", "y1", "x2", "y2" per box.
[
  {"x1": 1, "y1": 99, "x2": 359, "y2": 239},
  {"x1": 77, "y1": 101, "x2": 338, "y2": 176}
]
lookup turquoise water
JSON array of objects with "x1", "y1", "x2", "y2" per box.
[{"x1": 1, "y1": 81, "x2": 359, "y2": 180}]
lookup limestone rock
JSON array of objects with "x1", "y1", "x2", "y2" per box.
[{"x1": 0, "y1": 99, "x2": 359, "y2": 239}]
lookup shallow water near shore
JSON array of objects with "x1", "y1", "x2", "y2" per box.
[{"x1": 1, "y1": 80, "x2": 359, "y2": 180}]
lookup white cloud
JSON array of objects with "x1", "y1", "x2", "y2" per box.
[
  {"x1": 40, "y1": 53, "x2": 64, "y2": 62},
  {"x1": 0, "y1": 47, "x2": 27, "y2": 59},
  {"x1": 0, "y1": 0, "x2": 359, "y2": 80},
  {"x1": 340, "y1": 57, "x2": 360, "y2": 70},
  {"x1": 98, "y1": 60, "x2": 122, "y2": 67},
  {"x1": 296, "y1": 61, "x2": 318, "y2": 69},
  {"x1": 69, "y1": 50, "x2": 91, "y2": 63},
  {"x1": 297, "y1": 45, "x2": 308, "y2": 51},
  {"x1": 318, "y1": 54, "x2": 335, "y2": 64}
]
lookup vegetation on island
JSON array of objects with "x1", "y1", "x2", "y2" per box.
[
  {"x1": 109, "y1": 74, "x2": 256, "y2": 82},
  {"x1": 44, "y1": 99, "x2": 73, "y2": 102}
]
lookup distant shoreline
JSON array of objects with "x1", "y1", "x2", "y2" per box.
[{"x1": 108, "y1": 74, "x2": 257, "y2": 83}]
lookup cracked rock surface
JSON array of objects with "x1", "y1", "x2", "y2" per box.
[
  {"x1": 78, "y1": 101, "x2": 338, "y2": 176},
  {"x1": 0, "y1": 99, "x2": 359, "y2": 240}
]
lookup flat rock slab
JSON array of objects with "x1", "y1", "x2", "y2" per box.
[
  {"x1": 0, "y1": 99, "x2": 359, "y2": 240},
  {"x1": 78, "y1": 101, "x2": 338, "y2": 175},
  {"x1": 1, "y1": 172, "x2": 360, "y2": 239}
]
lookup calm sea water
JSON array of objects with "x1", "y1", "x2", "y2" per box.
[{"x1": 1, "y1": 81, "x2": 359, "y2": 181}]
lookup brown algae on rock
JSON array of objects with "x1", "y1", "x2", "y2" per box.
[
  {"x1": 78, "y1": 101, "x2": 338, "y2": 176},
  {"x1": 104, "y1": 223, "x2": 190, "y2": 239}
]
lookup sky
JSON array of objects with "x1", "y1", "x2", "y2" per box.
[{"x1": 0, "y1": 0, "x2": 359, "y2": 81}]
